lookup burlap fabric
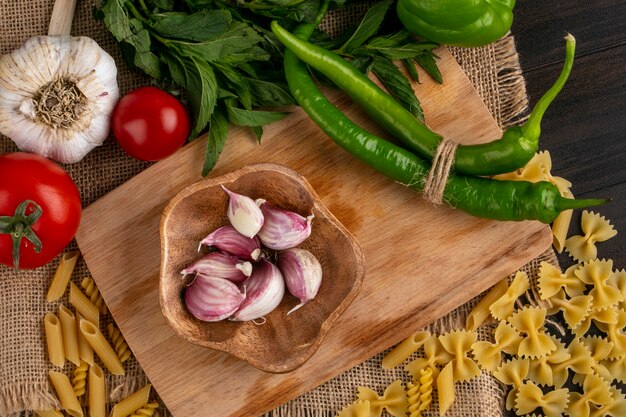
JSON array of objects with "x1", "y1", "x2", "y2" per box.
[{"x1": 0, "y1": 1, "x2": 545, "y2": 416}]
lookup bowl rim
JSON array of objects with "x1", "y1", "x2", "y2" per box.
[{"x1": 159, "y1": 162, "x2": 365, "y2": 373}]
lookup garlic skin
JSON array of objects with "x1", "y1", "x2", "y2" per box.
[
  {"x1": 278, "y1": 249, "x2": 322, "y2": 314},
  {"x1": 222, "y1": 186, "x2": 265, "y2": 238},
  {"x1": 184, "y1": 275, "x2": 246, "y2": 322},
  {"x1": 181, "y1": 252, "x2": 251, "y2": 283},
  {"x1": 257, "y1": 202, "x2": 314, "y2": 250},
  {"x1": 199, "y1": 225, "x2": 262, "y2": 261},
  {"x1": 0, "y1": 36, "x2": 119, "y2": 163},
  {"x1": 230, "y1": 259, "x2": 285, "y2": 322}
]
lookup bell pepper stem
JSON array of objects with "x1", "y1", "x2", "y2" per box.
[
  {"x1": 521, "y1": 34, "x2": 576, "y2": 140},
  {"x1": 0, "y1": 200, "x2": 44, "y2": 272},
  {"x1": 556, "y1": 196, "x2": 610, "y2": 212}
]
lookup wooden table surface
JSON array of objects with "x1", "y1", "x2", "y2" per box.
[{"x1": 512, "y1": 0, "x2": 625, "y2": 268}]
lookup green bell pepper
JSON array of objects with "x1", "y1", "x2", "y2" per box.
[{"x1": 397, "y1": 0, "x2": 515, "y2": 47}]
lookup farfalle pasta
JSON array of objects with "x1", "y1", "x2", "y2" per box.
[
  {"x1": 551, "y1": 338, "x2": 594, "y2": 389},
  {"x1": 590, "y1": 386, "x2": 626, "y2": 417},
  {"x1": 492, "y1": 358, "x2": 529, "y2": 410},
  {"x1": 489, "y1": 271, "x2": 530, "y2": 321},
  {"x1": 335, "y1": 401, "x2": 370, "y2": 417},
  {"x1": 405, "y1": 336, "x2": 452, "y2": 381},
  {"x1": 578, "y1": 336, "x2": 614, "y2": 383},
  {"x1": 471, "y1": 321, "x2": 521, "y2": 372},
  {"x1": 601, "y1": 354, "x2": 626, "y2": 383},
  {"x1": 574, "y1": 306, "x2": 618, "y2": 338},
  {"x1": 567, "y1": 373, "x2": 613, "y2": 417},
  {"x1": 526, "y1": 335, "x2": 570, "y2": 387},
  {"x1": 357, "y1": 380, "x2": 407, "y2": 417},
  {"x1": 546, "y1": 289, "x2": 593, "y2": 331},
  {"x1": 596, "y1": 307, "x2": 626, "y2": 359},
  {"x1": 514, "y1": 380, "x2": 569, "y2": 417},
  {"x1": 438, "y1": 330, "x2": 481, "y2": 382},
  {"x1": 465, "y1": 279, "x2": 508, "y2": 330},
  {"x1": 608, "y1": 269, "x2": 626, "y2": 302},
  {"x1": 565, "y1": 210, "x2": 618, "y2": 262},
  {"x1": 575, "y1": 259, "x2": 623, "y2": 310},
  {"x1": 508, "y1": 306, "x2": 556, "y2": 358},
  {"x1": 538, "y1": 262, "x2": 585, "y2": 299}
]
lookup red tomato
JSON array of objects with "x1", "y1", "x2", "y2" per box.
[
  {"x1": 0, "y1": 153, "x2": 82, "y2": 270},
  {"x1": 112, "y1": 86, "x2": 190, "y2": 161}
]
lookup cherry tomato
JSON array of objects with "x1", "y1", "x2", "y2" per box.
[
  {"x1": 0, "y1": 153, "x2": 82, "y2": 270},
  {"x1": 112, "y1": 86, "x2": 190, "y2": 161}
]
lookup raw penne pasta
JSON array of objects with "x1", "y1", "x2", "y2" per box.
[
  {"x1": 109, "y1": 384, "x2": 152, "y2": 417},
  {"x1": 48, "y1": 370, "x2": 84, "y2": 417},
  {"x1": 58, "y1": 305, "x2": 81, "y2": 366},
  {"x1": 437, "y1": 362, "x2": 455, "y2": 415},
  {"x1": 34, "y1": 410, "x2": 64, "y2": 417},
  {"x1": 465, "y1": 279, "x2": 508, "y2": 330},
  {"x1": 382, "y1": 331, "x2": 430, "y2": 369},
  {"x1": 88, "y1": 364, "x2": 106, "y2": 417},
  {"x1": 47, "y1": 251, "x2": 80, "y2": 302},
  {"x1": 44, "y1": 312, "x2": 65, "y2": 367},
  {"x1": 75, "y1": 313, "x2": 94, "y2": 366},
  {"x1": 79, "y1": 319, "x2": 125, "y2": 375},
  {"x1": 551, "y1": 189, "x2": 574, "y2": 253},
  {"x1": 69, "y1": 282, "x2": 99, "y2": 325}
]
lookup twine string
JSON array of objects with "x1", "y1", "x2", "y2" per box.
[{"x1": 423, "y1": 139, "x2": 459, "y2": 205}]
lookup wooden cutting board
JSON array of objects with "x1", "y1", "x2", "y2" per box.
[{"x1": 75, "y1": 48, "x2": 552, "y2": 417}]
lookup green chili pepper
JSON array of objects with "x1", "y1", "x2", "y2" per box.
[
  {"x1": 279, "y1": 22, "x2": 607, "y2": 223},
  {"x1": 396, "y1": 0, "x2": 515, "y2": 47},
  {"x1": 272, "y1": 22, "x2": 575, "y2": 177}
]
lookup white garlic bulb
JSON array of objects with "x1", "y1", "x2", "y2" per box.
[{"x1": 0, "y1": 36, "x2": 119, "y2": 163}]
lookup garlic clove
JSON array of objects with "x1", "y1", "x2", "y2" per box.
[
  {"x1": 199, "y1": 225, "x2": 262, "y2": 261},
  {"x1": 277, "y1": 248, "x2": 323, "y2": 314},
  {"x1": 257, "y1": 202, "x2": 314, "y2": 250},
  {"x1": 181, "y1": 252, "x2": 252, "y2": 283},
  {"x1": 184, "y1": 275, "x2": 246, "y2": 322},
  {"x1": 230, "y1": 259, "x2": 285, "y2": 322},
  {"x1": 222, "y1": 186, "x2": 264, "y2": 238}
]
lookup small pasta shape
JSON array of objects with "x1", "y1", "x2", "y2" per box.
[
  {"x1": 438, "y1": 330, "x2": 480, "y2": 382},
  {"x1": 335, "y1": 401, "x2": 370, "y2": 417},
  {"x1": 79, "y1": 319, "x2": 125, "y2": 375},
  {"x1": 547, "y1": 289, "x2": 593, "y2": 331},
  {"x1": 493, "y1": 358, "x2": 529, "y2": 410},
  {"x1": 589, "y1": 386, "x2": 626, "y2": 417},
  {"x1": 47, "y1": 251, "x2": 80, "y2": 302},
  {"x1": 472, "y1": 321, "x2": 522, "y2": 372},
  {"x1": 382, "y1": 331, "x2": 430, "y2": 369},
  {"x1": 608, "y1": 268, "x2": 626, "y2": 302},
  {"x1": 567, "y1": 373, "x2": 613, "y2": 417},
  {"x1": 81, "y1": 277, "x2": 108, "y2": 315},
  {"x1": 72, "y1": 360, "x2": 88, "y2": 397},
  {"x1": 48, "y1": 370, "x2": 84, "y2": 417},
  {"x1": 596, "y1": 308, "x2": 626, "y2": 359},
  {"x1": 405, "y1": 336, "x2": 452, "y2": 381},
  {"x1": 538, "y1": 262, "x2": 585, "y2": 299},
  {"x1": 552, "y1": 338, "x2": 594, "y2": 389},
  {"x1": 508, "y1": 306, "x2": 556, "y2": 358},
  {"x1": 405, "y1": 367, "x2": 433, "y2": 417},
  {"x1": 109, "y1": 384, "x2": 152, "y2": 417},
  {"x1": 406, "y1": 381, "x2": 421, "y2": 417},
  {"x1": 436, "y1": 362, "x2": 455, "y2": 416},
  {"x1": 492, "y1": 152, "x2": 548, "y2": 183},
  {"x1": 552, "y1": 188, "x2": 574, "y2": 253},
  {"x1": 88, "y1": 364, "x2": 106, "y2": 417},
  {"x1": 357, "y1": 380, "x2": 407, "y2": 417},
  {"x1": 526, "y1": 335, "x2": 570, "y2": 387},
  {"x1": 601, "y1": 355, "x2": 626, "y2": 383},
  {"x1": 580, "y1": 335, "x2": 614, "y2": 382},
  {"x1": 130, "y1": 402, "x2": 159, "y2": 417},
  {"x1": 58, "y1": 305, "x2": 81, "y2": 366},
  {"x1": 465, "y1": 279, "x2": 508, "y2": 330},
  {"x1": 489, "y1": 271, "x2": 529, "y2": 321},
  {"x1": 69, "y1": 283, "x2": 99, "y2": 325},
  {"x1": 574, "y1": 306, "x2": 618, "y2": 338},
  {"x1": 515, "y1": 380, "x2": 569, "y2": 417},
  {"x1": 565, "y1": 210, "x2": 617, "y2": 262},
  {"x1": 44, "y1": 312, "x2": 65, "y2": 367},
  {"x1": 575, "y1": 259, "x2": 623, "y2": 310},
  {"x1": 108, "y1": 323, "x2": 132, "y2": 363},
  {"x1": 75, "y1": 313, "x2": 94, "y2": 366}
]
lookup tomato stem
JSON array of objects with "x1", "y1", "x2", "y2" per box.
[{"x1": 0, "y1": 200, "x2": 43, "y2": 272}]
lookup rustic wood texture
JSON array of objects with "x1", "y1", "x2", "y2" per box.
[
  {"x1": 512, "y1": 0, "x2": 626, "y2": 266},
  {"x1": 75, "y1": 48, "x2": 552, "y2": 417},
  {"x1": 160, "y1": 164, "x2": 366, "y2": 373}
]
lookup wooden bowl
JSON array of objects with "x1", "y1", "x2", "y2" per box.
[{"x1": 159, "y1": 163, "x2": 365, "y2": 373}]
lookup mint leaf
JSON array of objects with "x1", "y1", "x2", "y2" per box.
[
  {"x1": 337, "y1": 0, "x2": 392, "y2": 53},
  {"x1": 226, "y1": 104, "x2": 288, "y2": 127},
  {"x1": 102, "y1": 0, "x2": 133, "y2": 42},
  {"x1": 414, "y1": 53, "x2": 443, "y2": 84},
  {"x1": 246, "y1": 78, "x2": 294, "y2": 107},
  {"x1": 184, "y1": 57, "x2": 218, "y2": 137},
  {"x1": 202, "y1": 109, "x2": 229, "y2": 176},
  {"x1": 151, "y1": 9, "x2": 232, "y2": 41},
  {"x1": 371, "y1": 57, "x2": 424, "y2": 122}
]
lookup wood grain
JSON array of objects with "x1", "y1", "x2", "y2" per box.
[{"x1": 75, "y1": 48, "x2": 552, "y2": 417}]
